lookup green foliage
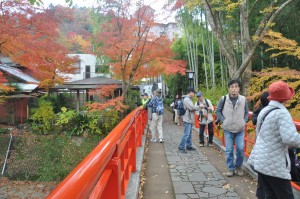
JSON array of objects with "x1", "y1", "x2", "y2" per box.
[
  {"x1": 164, "y1": 73, "x2": 188, "y2": 98},
  {"x1": 200, "y1": 85, "x2": 228, "y2": 106},
  {"x1": 0, "y1": 128, "x2": 9, "y2": 135},
  {"x1": 48, "y1": 93, "x2": 74, "y2": 113},
  {"x1": 6, "y1": 134, "x2": 99, "y2": 182},
  {"x1": 30, "y1": 99, "x2": 55, "y2": 135},
  {"x1": 55, "y1": 107, "x2": 119, "y2": 137},
  {"x1": 125, "y1": 89, "x2": 141, "y2": 112},
  {"x1": 100, "y1": 110, "x2": 119, "y2": 134}
]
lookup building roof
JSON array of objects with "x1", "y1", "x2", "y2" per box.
[
  {"x1": 0, "y1": 64, "x2": 39, "y2": 83},
  {"x1": 66, "y1": 76, "x2": 122, "y2": 85},
  {"x1": 0, "y1": 64, "x2": 39, "y2": 92},
  {"x1": 50, "y1": 76, "x2": 137, "y2": 90}
]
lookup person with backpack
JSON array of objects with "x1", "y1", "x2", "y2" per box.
[
  {"x1": 147, "y1": 89, "x2": 164, "y2": 143},
  {"x1": 194, "y1": 91, "x2": 214, "y2": 147},
  {"x1": 248, "y1": 81, "x2": 300, "y2": 199},
  {"x1": 178, "y1": 87, "x2": 200, "y2": 154},
  {"x1": 215, "y1": 79, "x2": 249, "y2": 177}
]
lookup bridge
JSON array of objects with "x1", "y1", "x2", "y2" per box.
[
  {"x1": 38, "y1": 108, "x2": 300, "y2": 198},
  {"x1": 0, "y1": 109, "x2": 300, "y2": 199}
]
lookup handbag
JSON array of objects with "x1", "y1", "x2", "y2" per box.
[{"x1": 289, "y1": 148, "x2": 300, "y2": 182}]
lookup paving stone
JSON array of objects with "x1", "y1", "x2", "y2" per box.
[
  {"x1": 173, "y1": 182, "x2": 195, "y2": 194},
  {"x1": 202, "y1": 186, "x2": 227, "y2": 195}
]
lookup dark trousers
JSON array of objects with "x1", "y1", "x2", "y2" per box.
[
  {"x1": 256, "y1": 173, "x2": 265, "y2": 199},
  {"x1": 173, "y1": 110, "x2": 175, "y2": 122},
  {"x1": 199, "y1": 122, "x2": 214, "y2": 144},
  {"x1": 258, "y1": 172, "x2": 294, "y2": 199}
]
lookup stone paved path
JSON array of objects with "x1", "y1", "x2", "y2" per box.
[{"x1": 163, "y1": 120, "x2": 241, "y2": 198}]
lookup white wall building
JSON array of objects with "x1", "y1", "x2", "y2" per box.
[
  {"x1": 66, "y1": 54, "x2": 97, "y2": 82},
  {"x1": 150, "y1": 22, "x2": 182, "y2": 40}
]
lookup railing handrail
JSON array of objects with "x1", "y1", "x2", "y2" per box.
[{"x1": 47, "y1": 108, "x2": 147, "y2": 199}]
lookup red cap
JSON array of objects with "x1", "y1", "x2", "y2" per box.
[{"x1": 267, "y1": 81, "x2": 295, "y2": 102}]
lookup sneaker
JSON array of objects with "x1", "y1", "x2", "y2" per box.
[
  {"x1": 186, "y1": 146, "x2": 196, "y2": 151},
  {"x1": 178, "y1": 148, "x2": 187, "y2": 154},
  {"x1": 199, "y1": 143, "x2": 205, "y2": 147},
  {"x1": 207, "y1": 143, "x2": 213, "y2": 147},
  {"x1": 159, "y1": 138, "x2": 163, "y2": 143},
  {"x1": 236, "y1": 167, "x2": 244, "y2": 176},
  {"x1": 177, "y1": 123, "x2": 180, "y2": 126},
  {"x1": 150, "y1": 138, "x2": 157, "y2": 142},
  {"x1": 226, "y1": 170, "x2": 235, "y2": 177}
]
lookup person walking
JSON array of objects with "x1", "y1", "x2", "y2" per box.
[
  {"x1": 215, "y1": 79, "x2": 249, "y2": 177},
  {"x1": 248, "y1": 81, "x2": 300, "y2": 199},
  {"x1": 194, "y1": 91, "x2": 214, "y2": 147},
  {"x1": 173, "y1": 94, "x2": 181, "y2": 125},
  {"x1": 178, "y1": 87, "x2": 200, "y2": 154},
  {"x1": 147, "y1": 89, "x2": 164, "y2": 143}
]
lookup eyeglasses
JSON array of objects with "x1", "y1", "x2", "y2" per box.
[{"x1": 229, "y1": 85, "x2": 240, "y2": 89}]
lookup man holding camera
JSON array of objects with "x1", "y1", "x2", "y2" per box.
[{"x1": 195, "y1": 92, "x2": 214, "y2": 147}]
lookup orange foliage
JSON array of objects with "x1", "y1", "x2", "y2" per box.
[
  {"x1": 95, "y1": 2, "x2": 186, "y2": 94},
  {"x1": 249, "y1": 67, "x2": 300, "y2": 119},
  {"x1": 263, "y1": 30, "x2": 300, "y2": 60},
  {"x1": 0, "y1": 72, "x2": 13, "y2": 92},
  {"x1": 0, "y1": 1, "x2": 78, "y2": 91},
  {"x1": 86, "y1": 85, "x2": 128, "y2": 111}
]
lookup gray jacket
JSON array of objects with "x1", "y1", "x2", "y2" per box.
[
  {"x1": 216, "y1": 94, "x2": 248, "y2": 133},
  {"x1": 248, "y1": 101, "x2": 300, "y2": 180},
  {"x1": 182, "y1": 96, "x2": 200, "y2": 124}
]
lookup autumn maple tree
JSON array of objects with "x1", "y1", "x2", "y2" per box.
[
  {"x1": 0, "y1": 1, "x2": 78, "y2": 92},
  {"x1": 94, "y1": 0, "x2": 186, "y2": 99}
]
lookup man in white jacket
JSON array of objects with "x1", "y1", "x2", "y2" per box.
[{"x1": 248, "y1": 81, "x2": 300, "y2": 199}]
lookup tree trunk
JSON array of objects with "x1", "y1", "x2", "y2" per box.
[{"x1": 240, "y1": 0, "x2": 252, "y2": 95}]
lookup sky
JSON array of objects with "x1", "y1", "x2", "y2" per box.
[{"x1": 41, "y1": 0, "x2": 176, "y2": 23}]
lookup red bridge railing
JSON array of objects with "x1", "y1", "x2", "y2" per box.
[{"x1": 47, "y1": 108, "x2": 148, "y2": 199}]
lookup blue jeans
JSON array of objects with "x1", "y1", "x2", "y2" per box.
[
  {"x1": 224, "y1": 130, "x2": 244, "y2": 171},
  {"x1": 178, "y1": 122, "x2": 193, "y2": 150}
]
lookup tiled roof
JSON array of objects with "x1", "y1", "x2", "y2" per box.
[
  {"x1": 50, "y1": 76, "x2": 137, "y2": 90},
  {"x1": 0, "y1": 64, "x2": 39, "y2": 83}
]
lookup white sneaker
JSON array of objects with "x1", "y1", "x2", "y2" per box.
[
  {"x1": 226, "y1": 170, "x2": 234, "y2": 177},
  {"x1": 236, "y1": 167, "x2": 244, "y2": 176},
  {"x1": 159, "y1": 138, "x2": 163, "y2": 143},
  {"x1": 150, "y1": 138, "x2": 157, "y2": 142}
]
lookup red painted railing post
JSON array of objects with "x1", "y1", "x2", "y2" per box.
[
  {"x1": 244, "y1": 125, "x2": 248, "y2": 156},
  {"x1": 103, "y1": 157, "x2": 121, "y2": 199},
  {"x1": 129, "y1": 126, "x2": 137, "y2": 172}
]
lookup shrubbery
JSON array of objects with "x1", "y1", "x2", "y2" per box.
[
  {"x1": 6, "y1": 134, "x2": 99, "y2": 181},
  {"x1": 29, "y1": 96, "x2": 120, "y2": 137}
]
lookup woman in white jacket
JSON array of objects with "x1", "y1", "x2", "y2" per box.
[{"x1": 248, "y1": 81, "x2": 300, "y2": 199}]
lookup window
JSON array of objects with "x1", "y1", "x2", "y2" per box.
[
  {"x1": 85, "y1": 65, "x2": 90, "y2": 78},
  {"x1": 74, "y1": 61, "x2": 81, "y2": 74}
]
